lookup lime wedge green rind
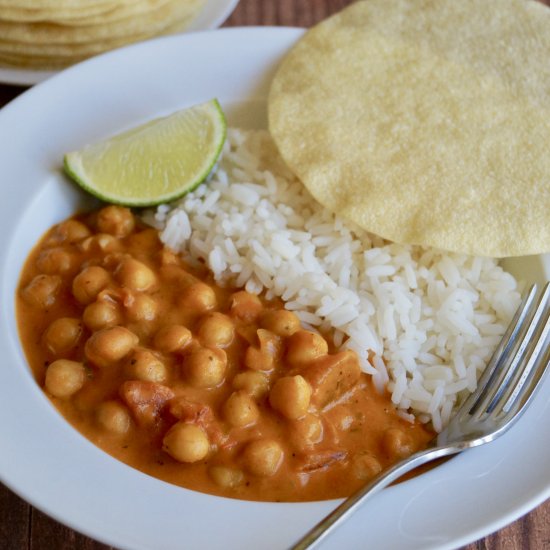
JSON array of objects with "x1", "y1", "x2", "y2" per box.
[{"x1": 63, "y1": 98, "x2": 226, "y2": 207}]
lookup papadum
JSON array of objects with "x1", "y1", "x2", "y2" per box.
[{"x1": 268, "y1": 0, "x2": 550, "y2": 257}]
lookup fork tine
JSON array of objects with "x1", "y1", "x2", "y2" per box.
[
  {"x1": 469, "y1": 283, "x2": 550, "y2": 418},
  {"x1": 495, "y1": 285, "x2": 550, "y2": 418},
  {"x1": 501, "y1": 335, "x2": 550, "y2": 423},
  {"x1": 482, "y1": 282, "x2": 550, "y2": 415},
  {"x1": 460, "y1": 283, "x2": 538, "y2": 416}
]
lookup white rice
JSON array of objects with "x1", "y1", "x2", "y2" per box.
[{"x1": 145, "y1": 129, "x2": 522, "y2": 432}]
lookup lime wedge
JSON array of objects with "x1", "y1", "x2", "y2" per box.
[{"x1": 63, "y1": 99, "x2": 226, "y2": 207}]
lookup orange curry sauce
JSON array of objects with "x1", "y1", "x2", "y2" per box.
[{"x1": 16, "y1": 205, "x2": 433, "y2": 502}]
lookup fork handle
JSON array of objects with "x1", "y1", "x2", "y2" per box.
[{"x1": 290, "y1": 443, "x2": 465, "y2": 550}]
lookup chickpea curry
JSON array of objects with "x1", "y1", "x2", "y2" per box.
[{"x1": 17, "y1": 205, "x2": 433, "y2": 502}]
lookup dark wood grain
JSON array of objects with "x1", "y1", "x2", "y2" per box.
[
  {"x1": 0, "y1": 83, "x2": 26, "y2": 107},
  {"x1": 0, "y1": 483, "x2": 29, "y2": 549},
  {"x1": 0, "y1": 0, "x2": 549, "y2": 548},
  {"x1": 29, "y1": 505, "x2": 115, "y2": 550}
]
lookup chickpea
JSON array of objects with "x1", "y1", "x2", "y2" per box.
[
  {"x1": 261, "y1": 309, "x2": 301, "y2": 337},
  {"x1": 257, "y1": 329, "x2": 281, "y2": 357},
  {"x1": 80, "y1": 234, "x2": 121, "y2": 253},
  {"x1": 126, "y1": 293, "x2": 158, "y2": 322},
  {"x1": 115, "y1": 257, "x2": 156, "y2": 291},
  {"x1": 162, "y1": 422, "x2": 210, "y2": 463},
  {"x1": 44, "y1": 359, "x2": 86, "y2": 398},
  {"x1": 244, "y1": 346, "x2": 274, "y2": 372},
  {"x1": 197, "y1": 312, "x2": 235, "y2": 348},
  {"x1": 72, "y1": 266, "x2": 110, "y2": 305},
  {"x1": 352, "y1": 453, "x2": 382, "y2": 481},
  {"x1": 85, "y1": 326, "x2": 139, "y2": 368},
  {"x1": 21, "y1": 274, "x2": 61, "y2": 309},
  {"x1": 184, "y1": 347, "x2": 227, "y2": 388},
  {"x1": 96, "y1": 401, "x2": 131, "y2": 435},
  {"x1": 229, "y1": 291, "x2": 263, "y2": 321},
  {"x1": 223, "y1": 391, "x2": 259, "y2": 428},
  {"x1": 83, "y1": 300, "x2": 122, "y2": 331},
  {"x1": 43, "y1": 317, "x2": 82, "y2": 355},
  {"x1": 96, "y1": 205, "x2": 135, "y2": 237},
  {"x1": 286, "y1": 330, "x2": 329, "y2": 365},
  {"x1": 382, "y1": 428, "x2": 413, "y2": 459},
  {"x1": 232, "y1": 371, "x2": 269, "y2": 398},
  {"x1": 36, "y1": 248, "x2": 74, "y2": 274},
  {"x1": 154, "y1": 325, "x2": 192, "y2": 353},
  {"x1": 243, "y1": 330, "x2": 281, "y2": 372},
  {"x1": 179, "y1": 282, "x2": 217, "y2": 313},
  {"x1": 209, "y1": 466, "x2": 244, "y2": 488},
  {"x1": 53, "y1": 219, "x2": 91, "y2": 243},
  {"x1": 126, "y1": 349, "x2": 168, "y2": 383},
  {"x1": 269, "y1": 375, "x2": 312, "y2": 420},
  {"x1": 291, "y1": 414, "x2": 323, "y2": 449},
  {"x1": 243, "y1": 439, "x2": 284, "y2": 477}
]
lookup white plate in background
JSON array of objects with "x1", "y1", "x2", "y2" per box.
[
  {"x1": 0, "y1": 27, "x2": 549, "y2": 550},
  {"x1": 0, "y1": 0, "x2": 240, "y2": 86}
]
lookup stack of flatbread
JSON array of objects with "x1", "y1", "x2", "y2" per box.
[{"x1": 0, "y1": 0, "x2": 205, "y2": 69}]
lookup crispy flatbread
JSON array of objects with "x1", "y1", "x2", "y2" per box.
[
  {"x1": 0, "y1": 0, "x2": 204, "y2": 69},
  {"x1": 268, "y1": 0, "x2": 550, "y2": 257},
  {"x1": 0, "y1": 0, "x2": 201, "y2": 44}
]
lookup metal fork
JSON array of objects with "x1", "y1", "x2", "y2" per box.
[{"x1": 292, "y1": 282, "x2": 550, "y2": 550}]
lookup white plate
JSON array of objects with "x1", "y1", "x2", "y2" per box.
[
  {"x1": 0, "y1": 0, "x2": 240, "y2": 86},
  {"x1": 0, "y1": 27, "x2": 549, "y2": 550}
]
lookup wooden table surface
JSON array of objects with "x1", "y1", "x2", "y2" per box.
[{"x1": 0, "y1": 0, "x2": 548, "y2": 549}]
